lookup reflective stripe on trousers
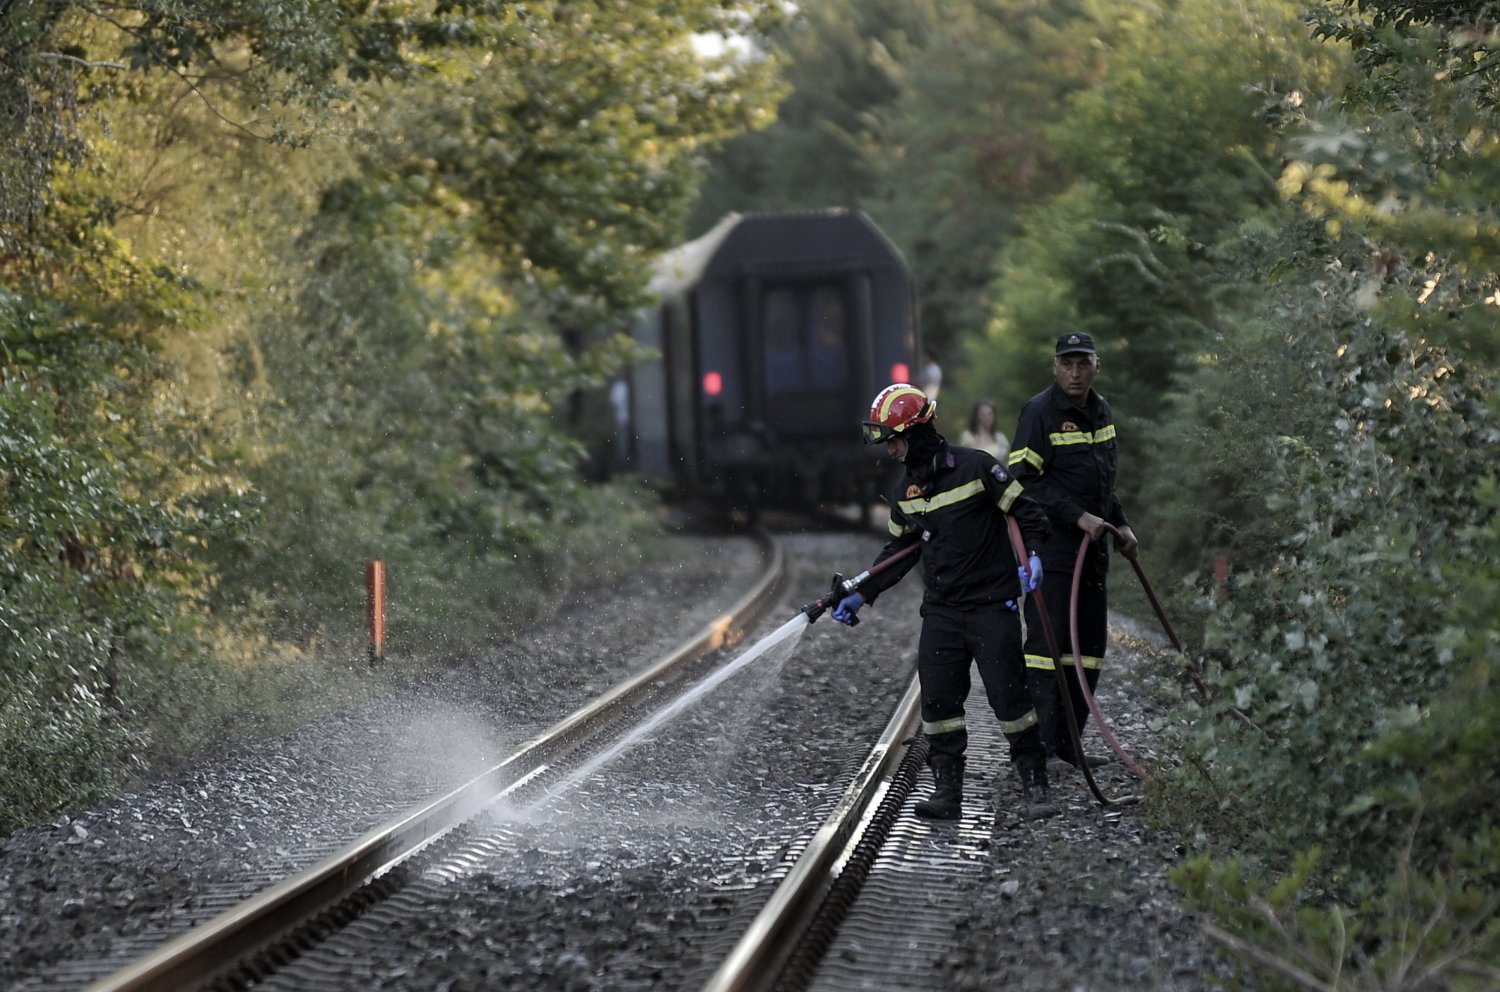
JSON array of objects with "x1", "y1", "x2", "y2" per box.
[{"x1": 917, "y1": 601, "x2": 1043, "y2": 764}]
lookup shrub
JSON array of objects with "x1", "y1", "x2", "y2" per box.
[
  {"x1": 0, "y1": 291, "x2": 246, "y2": 833},
  {"x1": 1161, "y1": 310, "x2": 1500, "y2": 985}
]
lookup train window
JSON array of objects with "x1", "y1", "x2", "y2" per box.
[
  {"x1": 763, "y1": 282, "x2": 848, "y2": 394},
  {"x1": 764, "y1": 287, "x2": 799, "y2": 356}
]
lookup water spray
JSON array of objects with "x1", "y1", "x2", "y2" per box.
[{"x1": 526, "y1": 540, "x2": 923, "y2": 810}]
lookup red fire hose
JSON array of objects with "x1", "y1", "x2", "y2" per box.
[
  {"x1": 1068, "y1": 532, "x2": 1148, "y2": 781},
  {"x1": 1006, "y1": 517, "x2": 1141, "y2": 806}
]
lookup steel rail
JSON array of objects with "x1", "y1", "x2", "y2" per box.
[
  {"x1": 699, "y1": 676, "x2": 923, "y2": 992},
  {"x1": 84, "y1": 531, "x2": 787, "y2": 992}
]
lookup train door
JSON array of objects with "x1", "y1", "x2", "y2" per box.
[{"x1": 758, "y1": 275, "x2": 869, "y2": 441}]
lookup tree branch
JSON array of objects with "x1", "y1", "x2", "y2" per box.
[
  {"x1": 1201, "y1": 921, "x2": 1341, "y2": 992},
  {"x1": 77, "y1": 3, "x2": 274, "y2": 140},
  {"x1": 36, "y1": 52, "x2": 128, "y2": 70}
]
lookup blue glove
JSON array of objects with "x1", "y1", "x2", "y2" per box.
[
  {"x1": 831, "y1": 592, "x2": 865, "y2": 626},
  {"x1": 1018, "y1": 553, "x2": 1042, "y2": 594}
]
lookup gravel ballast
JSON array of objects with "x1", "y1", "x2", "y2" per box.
[{"x1": 0, "y1": 525, "x2": 1247, "y2": 991}]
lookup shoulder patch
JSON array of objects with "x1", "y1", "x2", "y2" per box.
[{"x1": 989, "y1": 464, "x2": 1010, "y2": 485}]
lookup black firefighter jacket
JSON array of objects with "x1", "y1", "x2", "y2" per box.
[
  {"x1": 860, "y1": 440, "x2": 1052, "y2": 610},
  {"x1": 1008, "y1": 381, "x2": 1130, "y2": 572}
]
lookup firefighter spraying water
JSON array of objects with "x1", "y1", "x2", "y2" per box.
[{"x1": 821, "y1": 384, "x2": 1060, "y2": 821}]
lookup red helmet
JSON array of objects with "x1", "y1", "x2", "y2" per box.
[{"x1": 862, "y1": 383, "x2": 936, "y2": 444}]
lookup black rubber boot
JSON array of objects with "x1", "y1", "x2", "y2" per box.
[
  {"x1": 1018, "y1": 755, "x2": 1058, "y2": 819},
  {"x1": 915, "y1": 756, "x2": 964, "y2": 820}
]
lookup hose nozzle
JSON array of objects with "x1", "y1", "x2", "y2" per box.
[{"x1": 801, "y1": 572, "x2": 856, "y2": 623}]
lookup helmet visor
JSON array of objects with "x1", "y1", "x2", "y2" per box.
[{"x1": 861, "y1": 421, "x2": 899, "y2": 445}]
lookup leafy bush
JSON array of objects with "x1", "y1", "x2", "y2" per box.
[
  {"x1": 1100, "y1": 2, "x2": 1500, "y2": 983},
  {"x1": 1155, "y1": 282, "x2": 1500, "y2": 985},
  {"x1": 0, "y1": 290, "x2": 248, "y2": 834},
  {"x1": 211, "y1": 167, "x2": 657, "y2": 658},
  {"x1": 1164, "y1": 309, "x2": 1499, "y2": 876},
  {"x1": 3, "y1": 1, "x2": 782, "y2": 837},
  {"x1": 1174, "y1": 843, "x2": 1500, "y2": 992}
]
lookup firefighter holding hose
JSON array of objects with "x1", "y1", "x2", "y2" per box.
[
  {"x1": 1009, "y1": 332, "x2": 1139, "y2": 774},
  {"x1": 830, "y1": 384, "x2": 1057, "y2": 820}
]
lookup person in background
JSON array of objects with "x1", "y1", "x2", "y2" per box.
[
  {"x1": 831, "y1": 383, "x2": 1057, "y2": 820},
  {"x1": 917, "y1": 346, "x2": 943, "y2": 400},
  {"x1": 958, "y1": 398, "x2": 1009, "y2": 464},
  {"x1": 1008, "y1": 332, "x2": 1138, "y2": 773}
]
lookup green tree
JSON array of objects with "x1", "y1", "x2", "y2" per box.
[
  {"x1": 1149, "y1": 3, "x2": 1500, "y2": 986},
  {"x1": 221, "y1": 1, "x2": 786, "y2": 650},
  {"x1": 971, "y1": 0, "x2": 1345, "y2": 436},
  {"x1": 1, "y1": 0, "x2": 788, "y2": 832},
  {"x1": 0, "y1": 279, "x2": 251, "y2": 833},
  {"x1": 688, "y1": 0, "x2": 918, "y2": 231},
  {"x1": 858, "y1": 0, "x2": 1098, "y2": 364},
  {"x1": 0, "y1": 0, "x2": 557, "y2": 237},
  {"x1": 690, "y1": 0, "x2": 1100, "y2": 364}
]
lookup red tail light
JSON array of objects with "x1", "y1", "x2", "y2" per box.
[
  {"x1": 891, "y1": 362, "x2": 910, "y2": 383},
  {"x1": 703, "y1": 370, "x2": 723, "y2": 396}
]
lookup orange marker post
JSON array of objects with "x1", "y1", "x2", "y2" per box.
[{"x1": 367, "y1": 560, "x2": 386, "y2": 665}]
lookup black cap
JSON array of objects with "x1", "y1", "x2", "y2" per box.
[{"x1": 1055, "y1": 332, "x2": 1096, "y2": 356}]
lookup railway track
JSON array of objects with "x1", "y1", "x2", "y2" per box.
[
  {"x1": 63, "y1": 527, "x2": 1158, "y2": 992},
  {"x1": 83, "y1": 531, "x2": 792, "y2": 992}
]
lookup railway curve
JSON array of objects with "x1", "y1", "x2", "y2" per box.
[{"x1": 3, "y1": 525, "x2": 1248, "y2": 991}]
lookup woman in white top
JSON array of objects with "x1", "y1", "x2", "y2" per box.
[{"x1": 958, "y1": 398, "x2": 1009, "y2": 464}]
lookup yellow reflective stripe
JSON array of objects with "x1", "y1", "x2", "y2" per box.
[
  {"x1": 998, "y1": 479, "x2": 1023, "y2": 513},
  {"x1": 888, "y1": 517, "x2": 907, "y2": 537},
  {"x1": 1024, "y1": 653, "x2": 1104, "y2": 671},
  {"x1": 897, "y1": 477, "x2": 984, "y2": 516},
  {"x1": 1049, "y1": 427, "x2": 1116, "y2": 447},
  {"x1": 997, "y1": 709, "x2": 1038, "y2": 735},
  {"x1": 923, "y1": 716, "x2": 966, "y2": 735},
  {"x1": 1049, "y1": 431, "x2": 1091, "y2": 447},
  {"x1": 1010, "y1": 447, "x2": 1042, "y2": 470}
]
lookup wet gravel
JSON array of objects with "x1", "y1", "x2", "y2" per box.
[
  {"x1": 934, "y1": 612, "x2": 1246, "y2": 992},
  {"x1": 0, "y1": 521, "x2": 1248, "y2": 991}
]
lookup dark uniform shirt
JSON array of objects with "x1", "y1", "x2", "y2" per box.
[
  {"x1": 1009, "y1": 382, "x2": 1128, "y2": 567},
  {"x1": 860, "y1": 440, "x2": 1051, "y2": 609}
]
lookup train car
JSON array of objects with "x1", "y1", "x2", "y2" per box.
[{"x1": 620, "y1": 209, "x2": 917, "y2": 517}]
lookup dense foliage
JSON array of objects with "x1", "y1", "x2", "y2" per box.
[
  {"x1": 0, "y1": 0, "x2": 785, "y2": 835},
  {"x1": 0, "y1": 292, "x2": 234, "y2": 817},
  {"x1": 1157, "y1": 2, "x2": 1500, "y2": 985}
]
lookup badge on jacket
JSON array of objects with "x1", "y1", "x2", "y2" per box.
[
  {"x1": 989, "y1": 464, "x2": 1010, "y2": 484},
  {"x1": 905, "y1": 484, "x2": 924, "y2": 499}
]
